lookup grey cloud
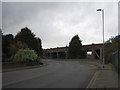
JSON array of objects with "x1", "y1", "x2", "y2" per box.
[
  {"x1": 0, "y1": 2, "x2": 1, "y2": 29},
  {"x1": 2, "y1": 2, "x2": 118, "y2": 48}
]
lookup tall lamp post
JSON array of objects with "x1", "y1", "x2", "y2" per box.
[{"x1": 97, "y1": 9, "x2": 105, "y2": 68}]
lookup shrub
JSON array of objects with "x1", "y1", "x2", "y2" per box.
[
  {"x1": 9, "y1": 41, "x2": 28, "y2": 56},
  {"x1": 14, "y1": 48, "x2": 38, "y2": 65}
]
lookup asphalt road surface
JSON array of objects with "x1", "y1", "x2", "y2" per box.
[{"x1": 2, "y1": 59, "x2": 97, "y2": 88}]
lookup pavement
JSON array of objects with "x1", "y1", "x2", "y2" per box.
[
  {"x1": 0, "y1": 72, "x2": 1, "y2": 90},
  {"x1": 87, "y1": 64, "x2": 119, "y2": 88}
]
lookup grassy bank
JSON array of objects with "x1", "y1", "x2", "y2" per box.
[
  {"x1": 2, "y1": 62, "x2": 44, "y2": 72},
  {"x1": 3, "y1": 65, "x2": 43, "y2": 72},
  {"x1": 56, "y1": 59, "x2": 101, "y2": 68},
  {"x1": 2, "y1": 59, "x2": 100, "y2": 72},
  {"x1": 55, "y1": 59, "x2": 99, "y2": 62}
]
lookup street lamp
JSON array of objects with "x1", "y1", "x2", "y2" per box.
[{"x1": 97, "y1": 9, "x2": 105, "y2": 68}]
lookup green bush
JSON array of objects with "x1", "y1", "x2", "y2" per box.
[
  {"x1": 9, "y1": 41, "x2": 28, "y2": 56},
  {"x1": 14, "y1": 48, "x2": 38, "y2": 65}
]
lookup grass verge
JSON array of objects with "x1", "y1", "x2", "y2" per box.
[
  {"x1": 55, "y1": 59, "x2": 97, "y2": 62},
  {"x1": 56, "y1": 59, "x2": 101, "y2": 69},
  {"x1": 2, "y1": 63, "x2": 45, "y2": 72},
  {"x1": 3, "y1": 65, "x2": 43, "y2": 72}
]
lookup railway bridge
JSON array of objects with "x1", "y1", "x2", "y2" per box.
[{"x1": 43, "y1": 43, "x2": 103, "y2": 59}]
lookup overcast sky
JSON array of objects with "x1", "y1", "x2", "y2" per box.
[{"x1": 2, "y1": 2, "x2": 118, "y2": 49}]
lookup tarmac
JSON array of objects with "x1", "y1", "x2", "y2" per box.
[{"x1": 87, "y1": 64, "x2": 119, "y2": 88}]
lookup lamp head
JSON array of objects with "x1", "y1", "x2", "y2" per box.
[{"x1": 97, "y1": 9, "x2": 102, "y2": 11}]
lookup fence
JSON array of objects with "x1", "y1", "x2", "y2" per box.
[{"x1": 111, "y1": 51, "x2": 120, "y2": 73}]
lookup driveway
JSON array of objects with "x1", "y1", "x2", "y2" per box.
[{"x1": 2, "y1": 59, "x2": 97, "y2": 88}]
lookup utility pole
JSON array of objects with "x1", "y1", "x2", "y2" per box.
[{"x1": 97, "y1": 9, "x2": 105, "y2": 68}]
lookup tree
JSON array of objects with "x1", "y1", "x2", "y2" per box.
[
  {"x1": 15, "y1": 27, "x2": 43, "y2": 56},
  {"x1": 34, "y1": 37, "x2": 43, "y2": 57},
  {"x1": 2, "y1": 34, "x2": 14, "y2": 59},
  {"x1": 15, "y1": 27, "x2": 35, "y2": 49},
  {"x1": 9, "y1": 41, "x2": 28, "y2": 57},
  {"x1": 68, "y1": 35, "x2": 82, "y2": 59},
  {"x1": 104, "y1": 36, "x2": 120, "y2": 63}
]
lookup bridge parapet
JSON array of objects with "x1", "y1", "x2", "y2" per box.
[
  {"x1": 43, "y1": 46, "x2": 68, "y2": 53},
  {"x1": 82, "y1": 44, "x2": 103, "y2": 50}
]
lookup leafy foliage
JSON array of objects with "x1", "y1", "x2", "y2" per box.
[
  {"x1": 2, "y1": 27, "x2": 43, "y2": 66},
  {"x1": 34, "y1": 37, "x2": 43, "y2": 57},
  {"x1": 15, "y1": 27, "x2": 35, "y2": 49},
  {"x1": 15, "y1": 27, "x2": 43, "y2": 56},
  {"x1": 104, "y1": 36, "x2": 120, "y2": 63},
  {"x1": 2, "y1": 34, "x2": 14, "y2": 59},
  {"x1": 14, "y1": 48, "x2": 38, "y2": 65},
  {"x1": 9, "y1": 41, "x2": 28, "y2": 56},
  {"x1": 68, "y1": 35, "x2": 82, "y2": 59}
]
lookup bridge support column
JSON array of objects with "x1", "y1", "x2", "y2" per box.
[
  {"x1": 49, "y1": 53, "x2": 52, "y2": 59},
  {"x1": 100, "y1": 47, "x2": 102, "y2": 60},
  {"x1": 92, "y1": 49, "x2": 95, "y2": 59},
  {"x1": 65, "y1": 51, "x2": 68, "y2": 59},
  {"x1": 57, "y1": 52, "x2": 59, "y2": 59}
]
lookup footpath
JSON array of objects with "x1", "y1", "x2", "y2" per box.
[{"x1": 87, "y1": 63, "x2": 119, "y2": 88}]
